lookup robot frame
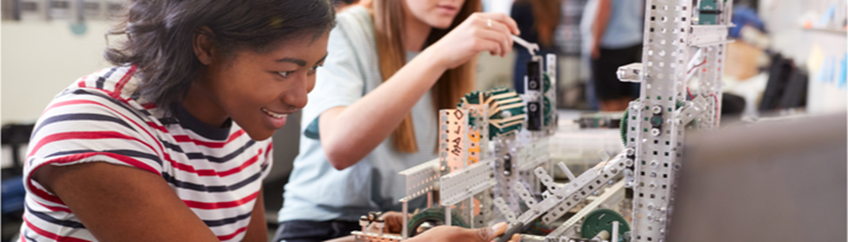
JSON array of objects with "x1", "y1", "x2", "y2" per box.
[{"x1": 354, "y1": 0, "x2": 733, "y2": 241}]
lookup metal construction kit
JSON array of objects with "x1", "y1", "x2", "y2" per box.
[{"x1": 354, "y1": 0, "x2": 733, "y2": 241}]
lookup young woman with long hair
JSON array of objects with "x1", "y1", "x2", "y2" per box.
[{"x1": 275, "y1": 0, "x2": 521, "y2": 241}]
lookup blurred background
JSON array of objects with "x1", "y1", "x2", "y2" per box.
[{"x1": 0, "y1": 0, "x2": 846, "y2": 241}]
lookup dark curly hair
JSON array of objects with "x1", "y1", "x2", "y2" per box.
[{"x1": 105, "y1": 0, "x2": 335, "y2": 113}]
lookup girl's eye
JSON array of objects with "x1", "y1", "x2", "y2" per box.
[
  {"x1": 307, "y1": 65, "x2": 321, "y2": 75},
  {"x1": 278, "y1": 71, "x2": 294, "y2": 78}
]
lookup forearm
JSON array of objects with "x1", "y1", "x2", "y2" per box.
[
  {"x1": 592, "y1": 0, "x2": 612, "y2": 50},
  {"x1": 321, "y1": 50, "x2": 447, "y2": 170}
]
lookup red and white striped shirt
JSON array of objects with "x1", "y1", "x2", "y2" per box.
[{"x1": 19, "y1": 65, "x2": 273, "y2": 242}]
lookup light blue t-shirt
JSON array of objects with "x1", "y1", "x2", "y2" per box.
[
  {"x1": 600, "y1": 0, "x2": 645, "y2": 49},
  {"x1": 278, "y1": 6, "x2": 437, "y2": 222}
]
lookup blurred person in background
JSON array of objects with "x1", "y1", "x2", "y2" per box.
[
  {"x1": 553, "y1": 0, "x2": 594, "y2": 109},
  {"x1": 591, "y1": 0, "x2": 644, "y2": 111},
  {"x1": 511, "y1": 0, "x2": 561, "y2": 94}
]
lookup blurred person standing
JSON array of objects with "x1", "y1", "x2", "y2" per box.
[
  {"x1": 553, "y1": 0, "x2": 593, "y2": 109},
  {"x1": 511, "y1": 0, "x2": 561, "y2": 94},
  {"x1": 591, "y1": 0, "x2": 644, "y2": 111}
]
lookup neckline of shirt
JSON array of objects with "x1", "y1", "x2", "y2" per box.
[{"x1": 174, "y1": 103, "x2": 233, "y2": 141}]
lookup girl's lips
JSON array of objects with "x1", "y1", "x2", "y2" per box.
[
  {"x1": 261, "y1": 107, "x2": 289, "y2": 129},
  {"x1": 436, "y1": 5, "x2": 458, "y2": 15},
  {"x1": 261, "y1": 107, "x2": 288, "y2": 118}
]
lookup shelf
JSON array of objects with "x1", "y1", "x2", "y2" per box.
[{"x1": 801, "y1": 27, "x2": 848, "y2": 36}]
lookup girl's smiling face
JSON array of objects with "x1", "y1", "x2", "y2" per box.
[{"x1": 186, "y1": 31, "x2": 330, "y2": 141}]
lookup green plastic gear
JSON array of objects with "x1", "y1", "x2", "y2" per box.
[
  {"x1": 619, "y1": 99, "x2": 687, "y2": 146},
  {"x1": 543, "y1": 73, "x2": 552, "y2": 93},
  {"x1": 459, "y1": 91, "x2": 485, "y2": 128},
  {"x1": 407, "y1": 207, "x2": 469, "y2": 237},
  {"x1": 458, "y1": 88, "x2": 526, "y2": 140},
  {"x1": 486, "y1": 87, "x2": 525, "y2": 139},
  {"x1": 580, "y1": 209, "x2": 630, "y2": 241}
]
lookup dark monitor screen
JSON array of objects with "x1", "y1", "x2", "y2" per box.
[{"x1": 667, "y1": 112, "x2": 847, "y2": 242}]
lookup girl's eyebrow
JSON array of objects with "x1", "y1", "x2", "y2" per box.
[{"x1": 275, "y1": 57, "x2": 306, "y2": 66}]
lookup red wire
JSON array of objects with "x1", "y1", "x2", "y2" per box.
[{"x1": 687, "y1": 59, "x2": 707, "y2": 75}]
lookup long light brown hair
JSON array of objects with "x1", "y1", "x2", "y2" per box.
[
  {"x1": 517, "y1": 0, "x2": 560, "y2": 47},
  {"x1": 370, "y1": 0, "x2": 479, "y2": 153}
]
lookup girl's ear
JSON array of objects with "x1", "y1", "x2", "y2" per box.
[{"x1": 193, "y1": 26, "x2": 216, "y2": 65}]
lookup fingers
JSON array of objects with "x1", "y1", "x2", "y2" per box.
[
  {"x1": 474, "y1": 28, "x2": 510, "y2": 57},
  {"x1": 507, "y1": 234, "x2": 521, "y2": 242},
  {"x1": 379, "y1": 211, "x2": 405, "y2": 234},
  {"x1": 484, "y1": 18, "x2": 515, "y2": 55},
  {"x1": 476, "y1": 222, "x2": 508, "y2": 242},
  {"x1": 475, "y1": 12, "x2": 520, "y2": 35},
  {"x1": 470, "y1": 14, "x2": 515, "y2": 57}
]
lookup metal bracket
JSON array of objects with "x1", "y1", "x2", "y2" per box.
[
  {"x1": 439, "y1": 159, "x2": 497, "y2": 206},
  {"x1": 674, "y1": 96, "x2": 708, "y2": 126},
  {"x1": 617, "y1": 63, "x2": 644, "y2": 83},
  {"x1": 399, "y1": 159, "x2": 440, "y2": 202},
  {"x1": 689, "y1": 25, "x2": 734, "y2": 47},
  {"x1": 539, "y1": 153, "x2": 626, "y2": 224},
  {"x1": 494, "y1": 197, "x2": 518, "y2": 223},
  {"x1": 547, "y1": 180, "x2": 627, "y2": 238}
]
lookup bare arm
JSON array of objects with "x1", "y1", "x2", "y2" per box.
[
  {"x1": 592, "y1": 0, "x2": 612, "y2": 59},
  {"x1": 34, "y1": 163, "x2": 221, "y2": 242},
  {"x1": 320, "y1": 12, "x2": 521, "y2": 170},
  {"x1": 242, "y1": 186, "x2": 267, "y2": 242}
]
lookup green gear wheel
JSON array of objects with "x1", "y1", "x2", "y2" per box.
[
  {"x1": 486, "y1": 87, "x2": 525, "y2": 139},
  {"x1": 407, "y1": 207, "x2": 469, "y2": 237},
  {"x1": 619, "y1": 100, "x2": 687, "y2": 146},
  {"x1": 458, "y1": 87, "x2": 525, "y2": 140},
  {"x1": 458, "y1": 91, "x2": 485, "y2": 128},
  {"x1": 580, "y1": 209, "x2": 630, "y2": 240}
]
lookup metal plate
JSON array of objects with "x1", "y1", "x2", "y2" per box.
[
  {"x1": 439, "y1": 160, "x2": 496, "y2": 206},
  {"x1": 399, "y1": 159, "x2": 439, "y2": 202}
]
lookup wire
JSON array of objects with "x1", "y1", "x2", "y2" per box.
[{"x1": 687, "y1": 59, "x2": 707, "y2": 75}]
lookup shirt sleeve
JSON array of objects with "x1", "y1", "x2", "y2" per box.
[
  {"x1": 23, "y1": 90, "x2": 165, "y2": 206},
  {"x1": 301, "y1": 17, "x2": 367, "y2": 140}
]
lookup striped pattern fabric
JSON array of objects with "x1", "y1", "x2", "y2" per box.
[{"x1": 18, "y1": 65, "x2": 273, "y2": 242}]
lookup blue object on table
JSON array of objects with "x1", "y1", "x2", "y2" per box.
[{"x1": 730, "y1": 6, "x2": 765, "y2": 38}]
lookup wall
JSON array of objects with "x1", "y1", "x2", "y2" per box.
[
  {"x1": 759, "y1": 0, "x2": 848, "y2": 114},
  {"x1": 2, "y1": 20, "x2": 114, "y2": 124}
]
